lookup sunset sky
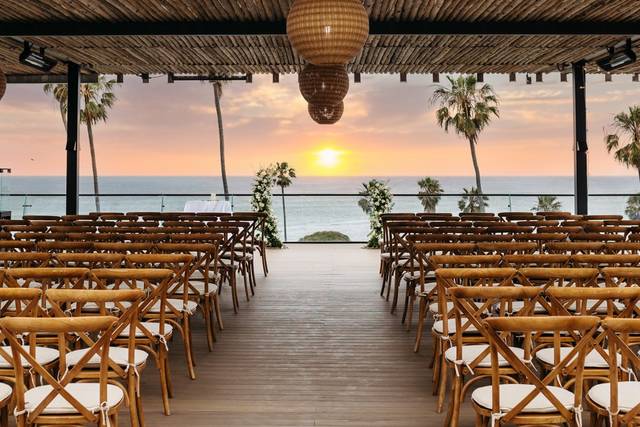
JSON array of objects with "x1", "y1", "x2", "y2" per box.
[{"x1": 0, "y1": 72, "x2": 639, "y2": 177}]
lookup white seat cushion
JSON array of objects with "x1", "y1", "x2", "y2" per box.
[
  {"x1": 185, "y1": 282, "x2": 219, "y2": 295},
  {"x1": 118, "y1": 322, "x2": 173, "y2": 338},
  {"x1": 588, "y1": 381, "x2": 640, "y2": 412},
  {"x1": 148, "y1": 298, "x2": 198, "y2": 315},
  {"x1": 0, "y1": 345, "x2": 59, "y2": 368},
  {"x1": 445, "y1": 344, "x2": 525, "y2": 368},
  {"x1": 403, "y1": 271, "x2": 421, "y2": 282},
  {"x1": 23, "y1": 383, "x2": 123, "y2": 415},
  {"x1": 0, "y1": 382, "x2": 11, "y2": 401},
  {"x1": 509, "y1": 300, "x2": 547, "y2": 314},
  {"x1": 433, "y1": 319, "x2": 478, "y2": 335},
  {"x1": 472, "y1": 383, "x2": 575, "y2": 413},
  {"x1": 536, "y1": 347, "x2": 619, "y2": 368},
  {"x1": 66, "y1": 346, "x2": 148, "y2": 368},
  {"x1": 189, "y1": 270, "x2": 219, "y2": 281},
  {"x1": 429, "y1": 301, "x2": 454, "y2": 314}
]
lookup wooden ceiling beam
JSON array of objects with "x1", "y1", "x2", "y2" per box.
[{"x1": 0, "y1": 20, "x2": 638, "y2": 37}]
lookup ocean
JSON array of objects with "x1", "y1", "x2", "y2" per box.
[{"x1": 0, "y1": 175, "x2": 638, "y2": 242}]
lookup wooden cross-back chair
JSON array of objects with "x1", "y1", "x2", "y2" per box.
[
  {"x1": 543, "y1": 287, "x2": 640, "y2": 392},
  {"x1": 413, "y1": 254, "x2": 501, "y2": 334},
  {"x1": 545, "y1": 241, "x2": 605, "y2": 255},
  {"x1": 93, "y1": 242, "x2": 155, "y2": 255},
  {"x1": 587, "y1": 318, "x2": 640, "y2": 426},
  {"x1": 411, "y1": 243, "x2": 478, "y2": 352},
  {"x1": 513, "y1": 233, "x2": 568, "y2": 251},
  {"x1": 443, "y1": 286, "x2": 545, "y2": 427},
  {"x1": 0, "y1": 241, "x2": 36, "y2": 253},
  {"x1": 569, "y1": 232, "x2": 625, "y2": 243},
  {"x1": 156, "y1": 242, "x2": 222, "y2": 350},
  {"x1": 1, "y1": 225, "x2": 47, "y2": 233},
  {"x1": 1, "y1": 267, "x2": 92, "y2": 296},
  {"x1": 430, "y1": 268, "x2": 520, "y2": 403},
  {"x1": 14, "y1": 232, "x2": 66, "y2": 242},
  {"x1": 123, "y1": 254, "x2": 198, "y2": 380},
  {"x1": 90, "y1": 268, "x2": 175, "y2": 416},
  {"x1": 44, "y1": 288, "x2": 145, "y2": 427},
  {"x1": 36, "y1": 241, "x2": 94, "y2": 253},
  {"x1": 219, "y1": 219, "x2": 258, "y2": 296},
  {"x1": 233, "y1": 212, "x2": 270, "y2": 276},
  {"x1": 0, "y1": 252, "x2": 51, "y2": 269},
  {"x1": 605, "y1": 242, "x2": 640, "y2": 255},
  {"x1": 53, "y1": 253, "x2": 125, "y2": 269},
  {"x1": 0, "y1": 287, "x2": 57, "y2": 417},
  {"x1": 476, "y1": 242, "x2": 537, "y2": 256},
  {"x1": 0, "y1": 315, "x2": 124, "y2": 427},
  {"x1": 502, "y1": 254, "x2": 571, "y2": 268},
  {"x1": 473, "y1": 316, "x2": 599, "y2": 427}
]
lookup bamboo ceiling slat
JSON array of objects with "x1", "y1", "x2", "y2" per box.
[{"x1": 0, "y1": 1, "x2": 639, "y2": 76}]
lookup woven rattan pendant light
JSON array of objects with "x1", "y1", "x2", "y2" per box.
[
  {"x1": 299, "y1": 64, "x2": 349, "y2": 106},
  {"x1": 287, "y1": 0, "x2": 369, "y2": 65},
  {"x1": 308, "y1": 101, "x2": 344, "y2": 125},
  {"x1": 0, "y1": 68, "x2": 6, "y2": 101}
]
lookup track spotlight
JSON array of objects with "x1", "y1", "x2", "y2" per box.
[
  {"x1": 597, "y1": 39, "x2": 636, "y2": 72},
  {"x1": 19, "y1": 42, "x2": 57, "y2": 72}
]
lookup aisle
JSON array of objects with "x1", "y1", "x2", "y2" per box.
[{"x1": 139, "y1": 244, "x2": 465, "y2": 426}]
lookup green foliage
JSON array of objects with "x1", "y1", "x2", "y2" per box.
[
  {"x1": 458, "y1": 187, "x2": 489, "y2": 213},
  {"x1": 299, "y1": 231, "x2": 351, "y2": 242},
  {"x1": 626, "y1": 195, "x2": 640, "y2": 220},
  {"x1": 358, "y1": 179, "x2": 394, "y2": 248},
  {"x1": 250, "y1": 166, "x2": 282, "y2": 248},
  {"x1": 532, "y1": 195, "x2": 562, "y2": 212},
  {"x1": 605, "y1": 106, "x2": 640, "y2": 178},
  {"x1": 417, "y1": 177, "x2": 443, "y2": 212},
  {"x1": 44, "y1": 77, "x2": 117, "y2": 126},
  {"x1": 430, "y1": 75, "x2": 500, "y2": 142},
  {"x1": 274, "y1": 162, "x2": 296, "y2": 189}
]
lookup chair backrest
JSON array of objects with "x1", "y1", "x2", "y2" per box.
[
  {"x1": 0, "y1": 315, "x2": 118, "y2": 425},
  {"x1": 0, "y1": 251, "x2": 51, "y2": 268},
  {"x1": 483, "y1": 315, "x2": 599, "y2": 426},
  {"x1": 599, "y1": 318, "x2": 640, "y2": 424},
  {"x1": 502, "y1": 254, "x2": 570, "y2": 268},
  {"x1": 545, "y1": 241, "x2": 605, "y2": 255},
  {"x1": 53, "y1": 253, "x2": 125, "y2": 269},
  {"x1": 518, "y1": 267, "x2": 599, "y2": 290},
  {"x1": 476, "y1": 242, "x2": 537, "y2": 255}
]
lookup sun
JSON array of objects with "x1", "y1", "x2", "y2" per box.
[{"x1": 316, "y1": 148, "x2": 343, "y2": 169}]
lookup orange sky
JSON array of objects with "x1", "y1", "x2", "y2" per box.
[{"x1": 0, "y1": 73, "x2": 639, "y2": 177}]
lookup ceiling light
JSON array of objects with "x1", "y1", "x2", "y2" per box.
[
  {"x1": 19, "y1": 42, "x2": 57, "y2": 72},
  {"x1": 597, "y1": 39, "x2": 636, "y2": 72}
]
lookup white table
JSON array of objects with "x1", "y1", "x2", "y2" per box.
[{"x1": 183, "y1": 200, "x2": 232, "y2": 213}]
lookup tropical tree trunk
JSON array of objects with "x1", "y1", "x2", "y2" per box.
[
  {"x1": 214, "y1": 84, "x2": 230, "y2": 201},
  {"x1": 86, "y1": 121, "x2": 101, "y2": 212},
  {"x1": 468, "y1": 136, "x2": 484, "y2": 212},
  {"x1": 281, "y1": 186, "x2": 287, "y2": 242}
]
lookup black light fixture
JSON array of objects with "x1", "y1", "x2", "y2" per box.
[
  {"x1": 536, "y1": 72, "x2": 543, "y2": 83},
  {"x1": 597, "y1": 39, "x2": 636, "y2": 72},
  {"x1": 141, "y1": 73, "x2": 149, "y2": 83},
  {"x1": 509, "y1": 72, "x2": 516, "y2": 82},
  {"x1": 354, "y1": 72, "x2": 361, "y2": 83},
  {"x1": 476, "y1": 73, "x2": 484, "y2": 83},
  {"x1": 526, "y1": 74, "x2": 532, "y2": 85},
  {"x1": 633, "y1": 73, "x2": 639, "y2": 82},
  {"x1": 400, "y1": 72, "x2": 407, "y2": 82},
  {"x1": 116, "y1": 73, "x2": 124, "y2": 84},
  {"x1": 432, "y1": 72, "x2": 439, "y2": 83},
  {"x1": 19, "y1": 42, "x2": 57, "y2": 72}
]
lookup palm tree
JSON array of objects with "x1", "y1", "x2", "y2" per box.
[
  {"x1": 80, "y1": 78, "x2": 116, "y2": 213},
  {"x1": 626, "y1": 195, "x2": 640, "y2": 219},
  {"x1": 212, "y1": 81, "x2": 230, "y2": 200},
  {"x1": 430, "y1": 75, "x2": 499, "y2": 210},
  {"x1": 43, "y1": 83, "x2": 68, "y2": 131},
  {"x1": 417, "y1": 177, "x2": 443, "y2": 212},
  {"x1": 43, "y1": 77, "x2": 117, "y2": 212},
  {"x1": 605, "y1": 106, "x2": 640, "y2": 182},
  {"x1": 274, "y1": 162, "x2": 296, "y2": 242},
  {"x1": 532, "y1": 195, "x2": 562, "y2": 212},
  {"x1": 458, "y1": 187, "x2": 489, "y2": 213}
]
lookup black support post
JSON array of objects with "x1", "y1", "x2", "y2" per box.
[
  {"x1": 572, "y1": 61, "x2": 588, "y2": 215},
  {"x1": 66, "y1": 62, "x2": 80, "y2": 215}
]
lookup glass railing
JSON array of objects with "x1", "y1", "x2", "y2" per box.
[{"x1": 1, "y1": 192, "x2": 638, "y2": 242}]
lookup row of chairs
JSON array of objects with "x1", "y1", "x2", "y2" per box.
[{"x1": 432, "y1": 269, "x2": 640, "y2": 426}]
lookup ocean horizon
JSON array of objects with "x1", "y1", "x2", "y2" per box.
[{"x1": 1, "y1": 175, "x2": 639, "y2": 241}]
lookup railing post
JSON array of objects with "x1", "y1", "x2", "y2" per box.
[{"x1": 572, "y1": 60, "x2": 589, "y2": 215}]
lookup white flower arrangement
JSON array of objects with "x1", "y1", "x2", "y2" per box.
[
  {"x1": 250, "y1": 166, "x2": 283, "y2": 248},
  {"x1": 358, "y1": 179, "x2": 393, "y2": 248}
]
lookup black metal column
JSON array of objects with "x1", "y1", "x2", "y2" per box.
[
  {"x1": 573, "y1": 61, "x2": 588, "y2": 215},
  {"x1": 66, "y1": 63, "x2": 80, "y2": 215}
]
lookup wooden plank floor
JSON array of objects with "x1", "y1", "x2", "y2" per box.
[{"x1": 132, "y1": 244, "x2": 476, "y2": 426}]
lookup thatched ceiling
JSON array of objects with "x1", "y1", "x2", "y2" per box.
[{"x1": 0, "y1": 0, "x2": 639, "y2": 76}]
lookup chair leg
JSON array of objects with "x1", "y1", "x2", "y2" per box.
[
  {"x1": 183, "y1": 315, "x2": 196, "y2": 380},
  {"x1": 128, "y1": 371, "x2": 140, "y2": 427},
  {"x1": 414, "y1": 297, "x2": 427, "y2": 353},
  {"x1": 260, "y1": 244, "x2": 269, "y2": 276},
  {"x1": 136, "y1": 391, "x2": 145, "y2": 427},
  {"x1": 437, "y1": 361, "x2": 450, "y2": 413},
  {"x1": 158, "y1": 349, "x2": 171, "y2": 415},
  {"x1": 0, "y1": 407, "x2": 7, "y2": 427},
  {"x1": 475, "y1": 413, "x2": 484, "y2": 427},
  {"x1": 213, "y1": 293, "x2": 224, "y2": 330},
  {"x1": 391, "y1": 273, "x2": 401, "y2": 314},
  {"x1": 406, "y1": 293, "x2": 415, "y2": 332},
  {"x1": 203, "y1": 297, "x2": 215, "y2": 351}
]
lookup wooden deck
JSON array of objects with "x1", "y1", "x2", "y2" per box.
[{"x1": 136, "y1": 244, "x2": 475, "y2": 426}]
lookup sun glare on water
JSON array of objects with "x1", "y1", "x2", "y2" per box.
[{"x1": 316, "y1": 148, "x2": 343, "y2": 169}]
